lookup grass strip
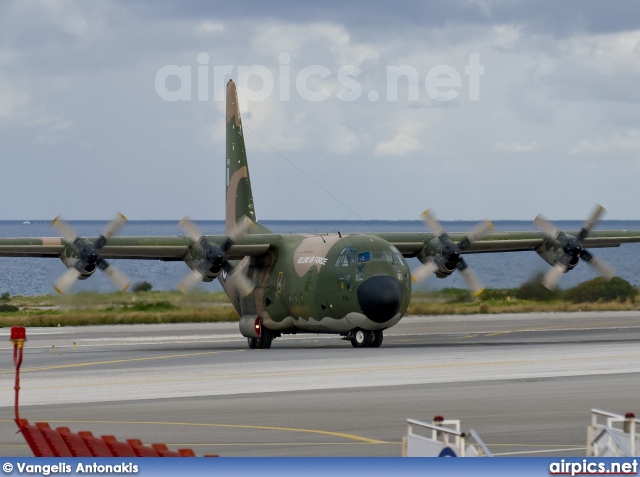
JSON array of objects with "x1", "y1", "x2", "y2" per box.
[{"x1": 0, "y1": 289, "x2": 638, "y2": 327}]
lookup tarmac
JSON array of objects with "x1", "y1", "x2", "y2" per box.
[{"x1": 1, "y1": 311, "x2": 639, "y2": 456}]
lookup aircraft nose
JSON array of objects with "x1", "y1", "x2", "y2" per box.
[{"x1": 357, "y1": 276, "x2": 403, "y2": 323}]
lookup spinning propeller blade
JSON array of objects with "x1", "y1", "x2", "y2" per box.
[
  {"x1": 51, "y1": 214, "x2": 131, "y2": 294},
  {"x1": 535, "y1": 205, "x2": 614, "y2": 290},
  {"x1": 178, "y1": 216, "x2": 256, "y2": 294},
  {"x1": 412, "y1": 210, "x2": 493, "y2": 297}
]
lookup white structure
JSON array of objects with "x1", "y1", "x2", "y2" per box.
[
  {"x1": 402, "y1": 416, "x2": 492, "y2": 457},
  {"x1": 587, "y1": 409, "x2": 638, "y2": 457}
]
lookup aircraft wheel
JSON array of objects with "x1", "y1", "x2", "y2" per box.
[
  {"x1": 370, "y1": 330, "x2": 383, "y2": 348},
  {"x1": 247, "y1": 337, "x2": 257, "y2": 349},
  {"x1": 351, "y1": 329, "x2": 371, "y2": 348},
  {"x1": 257, "y1": 329, "x2": 273, "y2": 349}
]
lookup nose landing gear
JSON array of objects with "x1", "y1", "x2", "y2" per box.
[{"x1": 349, "y1": 328, "x2": 383, "y2": 348}]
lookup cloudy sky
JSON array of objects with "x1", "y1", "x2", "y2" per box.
[{"x1": 1, "y1": 0, "x2": 639, "y2": 221}]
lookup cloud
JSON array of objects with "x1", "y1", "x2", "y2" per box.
[
  {"x1": 250, "y1": 22, "x2": 379, "y2": 66},
  {"x1": 494, "y1": 141, "x2": 541, "y2": 152},
  {"x1": 571, "y1": 130, "x2": 640, "y2": 155},
  {"x1": 0, "y1": 79, "x2": 30, "y2": 119},
  {"x1": 374, "y1": 132, "x2": 422, "y2": 156},
  {"x1": 122, "y1": 0, "x2": 640, "y2": 38},
  {"x1": 197, "y1": 20, "x2": 225, "y2": 34},
  {"x1": 1, "y1": 1, "x2": 640, "y2": 220},
  {"x1": 327, "y1": 124, "x2": 360, "y2": 154}
]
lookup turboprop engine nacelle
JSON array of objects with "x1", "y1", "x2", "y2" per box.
[
  {"x1": 183, "y1": 243, "x2": 222, "y2": 282},
  {"x1": 419, "y1": 238, "x2": 458, "y2": 278},
  {"x1": 536, "y1": 242, "x2": 579, "y2": 271},
  {"x1": 59, "y1": 239, "x2": 100, "y2": 280}
]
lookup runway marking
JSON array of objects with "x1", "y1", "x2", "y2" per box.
[
  {"x1": 6, "y1": 351, "x2": 639, "y2": 394},
  {"x1": 0, "y1": 419, "x2": 388, "y2": 445},
  {"x1": 484, "y1": 331, "x2": 512, "y2": 337},
  {"x1": 0, "y1": 441, "x2": 405, "y2": 449},
  {"x1": 0, "y1": 330, "x2": 65, "y2": 336},
  {"x1": 58, "y1": 335, "x2": 243, "y2": 343},
  {"x1": 0, "y1": 333, "x2": 349, "y2": 352},
  {"x1": 0, "y1": 350, "x2": 243, "y2": 375},
  {"x1": 0, "y1": 340, "x2": 245, "y2": 352},
  {"x1": 238, "y1": 352, "x2": 637, "y2": 380},
  {"x1": 1, "y1": 322, "x2": 637, "y2": 352},
  {"x1": 487, "y1": 443, "x2": 584, "y2": 447},
  {"x1": 462, "y1": 323, "x2": 640, "y2": 338},
  {"x1": 390, "y1": 324, "x2": 640, "y2": 339},
  {"x1": 493, "y1": 447, "x2": 586, "y2": 456},
  {"x1": 165, "y1": 442, "x2": 401, "y2": 447},
  {"x1": 488, "y1": 323, "x2": 640, "y2": 335}
]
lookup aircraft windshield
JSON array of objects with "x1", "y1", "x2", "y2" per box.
[
  {"x1": 335, "y1": 247, "x2": 404, "y2": 267},
  {"x1": 334, "y1": 247, "x2": 358, "y2": 267},
  {"x1": 370, "y1": 249, "x2": 404, "y2": 264}
]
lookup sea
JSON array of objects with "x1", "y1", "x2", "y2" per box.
[{"x1": 3, "y1": 220, "x2": 640, "y2": 296}]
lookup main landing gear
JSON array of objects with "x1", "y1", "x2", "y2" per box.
[
  {"x1": 350, "y1": 328, "x2": 383, "y2": 348},
  {"x1": 248, "y1": 328, "x2": 274, "y2": 349}
]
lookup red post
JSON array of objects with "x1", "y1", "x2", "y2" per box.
[{"x1": 11, "y1": 326, "x2": 27, "y2": 425}]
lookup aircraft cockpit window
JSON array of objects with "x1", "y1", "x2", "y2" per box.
[
  {"x1": 378, "y1": 251, "x2": 398, "y2": 264},
  {"x1": 371, "y1": 250, "x2": 392, "y2": 262},
  {"x1": 389, "y1": 245, "x2": 405, "y2": 265},
  {"x1": 334, "y1": 247, "x2": 358, "y2": 267},
  {"x1": 357, "y1": 251, "x2": 370, "y2": 263}
]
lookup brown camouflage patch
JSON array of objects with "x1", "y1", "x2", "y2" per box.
[
  {"x1": 41, "y1": 238, "x2": 63, "y2": 246},
  {"x1": 226, "y1": 79, "x2": 241, "y2": 127},
  {"x1": 293, "y1": 235, "x2": 341, "y2": 277},
  {"x1": 226, "y1": 166, "x2": 249, "y2": 232}
]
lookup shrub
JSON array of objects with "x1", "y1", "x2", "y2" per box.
[
  {"x1": 515, "y1": 272, "x2": 560, "y2": 301},
  {"x1": 564, "y1": 277, "x2": 637, "y2": 303},
  {"x1": 438, "y1": 287, "x2": 474, "y2": 303},
  {"x1": 0, "y1": 292, "x2": 10, "y2": 302},
  {"x1": 128, "y1": 301, "x2": 177, "y2": 312},
  {"x1": 0, "y1": 304, "x2": 18, "y2": 312},
  {"x1": 131, "y1": 281, "x2": 153, "y2": 293}
]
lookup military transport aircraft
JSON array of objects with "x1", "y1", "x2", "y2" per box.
[{"x1": 2, "y1": 79, "x2": 640, "y2": 349}]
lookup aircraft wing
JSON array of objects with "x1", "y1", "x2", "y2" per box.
[
  {"x1": 374, "y1": 230, "x2": 640, "y2": 257},
  {"x1": 0, "y1": 234, "x2": 276, "y2": 261}
]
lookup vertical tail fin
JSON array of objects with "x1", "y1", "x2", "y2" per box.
[{"x1": 226, "y1": 80, "x2": 258, "y2": 233}]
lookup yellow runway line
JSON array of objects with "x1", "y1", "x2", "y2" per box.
[
  {"x1": 0, "y1": 349, "x2": 243, "y2": 375},
  {"x1": 0, "y1": 419, "x2": 387, "y2": 445}
]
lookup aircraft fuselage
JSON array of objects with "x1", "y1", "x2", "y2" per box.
[{"x1": 221, "y1": 233, "x2": 411, "y2": 339}]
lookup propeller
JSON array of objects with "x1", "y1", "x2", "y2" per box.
[
  {"x1": 178, "y1": 216, "x2": 254, "y2": 295},
  {"x1": 51, "y1": 213, "x2": 131, "y2": 294},
  {"x1": 412, "y1": 210, "x2": 494, "y2": 297},
  {"x1": 534, "y1": 204, "x2": 614, "y2": 290}
]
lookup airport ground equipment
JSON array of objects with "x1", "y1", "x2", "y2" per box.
[
  {"x1": 402, "y1": 416, "x2": 492, "y2": 457},
  {"x1": 10, "y1": 326, "x2": 216, "y2": 457},
  {"x1": 588, "y1": 408, "x2": 638, "y2": 457}
]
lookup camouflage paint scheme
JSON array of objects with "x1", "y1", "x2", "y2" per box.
[{"x1": 2, "y1": 79, "x2": 640, "y2": 348}]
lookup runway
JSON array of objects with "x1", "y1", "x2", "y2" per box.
[{"x1": 1, "y1": 311, "x2": 639, "y2": 457}]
